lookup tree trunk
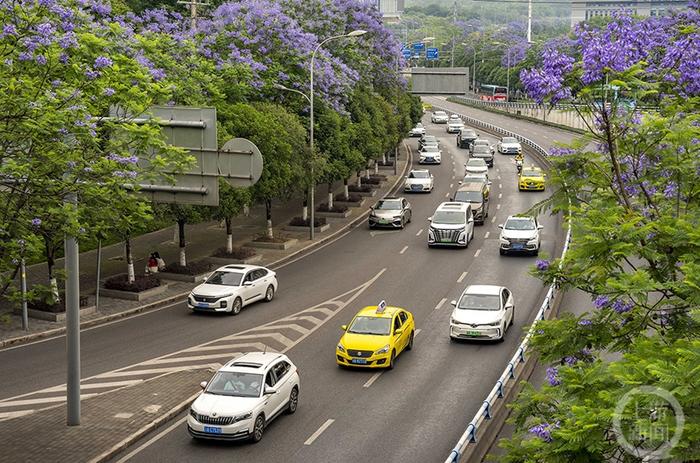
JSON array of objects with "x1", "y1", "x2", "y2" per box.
[
  {"x1": 343, "y1": 179, "x2": 349, "y2": 200},
  {"x1": 243, "y1": 203, "x2": 250, "y2": 217},
  {"x1": 382, "y1": 153, "x2": 387, "y2": 164},
  {"x1": 178, "y1": 219, "x2": 186, "y2": 266},
  {"x1": 172, "y1": 224, "x2": 178, "y2": 244},
  {"x1": 225, "y1": 217, "x2": 233, "y2": 253},
  {"x1": 302, "y1": 190, "x2": 308, "y2": 221},
  {"x1": 45, "y1": 237, "x2": 59, "y2": 304},
  {"x1": 365, "y1": 167, "x2": 370, "y2": 179},
  {"x1": 265, "y1": 199, "x2": 274, "y2": 239},
  {"x1": 357, "y1": 171, "x2": 362, "y2": 187},
  {"x1": 327, "y1": 183, "x2": 333, "y2": 210},
  {"x1": 374, "y1": 162, "x2": 379, "y2": 175},
  {"x1": 125, "y1": 235, "x2": 135, "y2": 283}
]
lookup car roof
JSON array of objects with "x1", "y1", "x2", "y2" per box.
[
  {"x1": 458, "y1": 182, "x2": 484, "y2": 192},
  {"x1": 437, "y1": 201, "x2": 469, "y2": 211},
  {"x1": 474, "y1": 139, "x2": 489, "y2": 143},
  {"x1": 221, "y1": 352, "x2": 287, "y2": 372},
  {"x1": 464, "y1": 285, "x2": 503, "y2": 295},
  {"x1": 356, "y1": 305, "x2": 405, "y2": 318},
  {"x1": 466, "y1": 158, "x2": 486, "y2": 164},
  {"x1": 434, "y1": 111, "x2": 447, "y2": 115},
  {"x1": 214, "y1": 264, "x2": 260, "y2": 273},
  {"x1": 506, "y1": 215, "x2": 534, "y2": 221},
  {"x1": 410, "y1": 169, "x2": 430, "y2": 174}
]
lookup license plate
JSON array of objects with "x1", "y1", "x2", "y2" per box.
[
  {"x1": 351, "y1": 358, "x2": 368, "y2": 364},
  {"x1": 204, "y1": 426, "x2": 222, "y2": 434},
  {"x1": 466, "y1": 330, "x2": 481, "y2": 336},
  {"x1": 197, "y1": 302, "x2": 209, "y2": 308},
  {"x1": 441, "y1": 238, "x2": 452, "y2": 243},
  {"x1": 379, "y1": 219, "x2": 389, "y2": 224},
  {"x1": 512, "y1": 243, "x2": 524, "y2": 250}
]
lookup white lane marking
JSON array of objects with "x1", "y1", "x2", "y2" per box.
[
  {"x1": 484, "y1": 232, "x2": 490, "y2": 239},
  {"x1": 434, "y1": 298, "x2": 447, "y2": 310},
  {"x1": 496, "y1": 168, "x2": 500, "y2": 173},
  {"x1": 498, "y1": 193, "x2": 502, "y2": 199},
  {"x1": 457, "y1": 271, "x2": 468, "y2": 283},
  {"x1": 363, "y1": 372, "x2": 383, "y2": 388},
  {"x1": 474, "y1": 249, "x2": 482, "y2": 257},
  {"x1": 492, "y1": 216, "x2": 497, "y2": 223},
  {"x1": 449, "y1": 183, "x2": 453, "y2": 188},
  {"x1": 445, "y1": 193, "x2": 450, "y2": 198},
  {"x1": 497, "y1": 176, "x2": 502, "y2": 180},
  {"x1": 497, "y1": 204, "x2": 501, "y2": 210},
  {"x1": 400, "y1": 246, "x2": 408, "y2": 254},
  {"x1": 304, "y1": 419, "x2": 335, "y2": 445},
  {"x1": 499, "y1": 183, "x2": 503, "y2": 189},
  {"x1": 415, "y1": 329, "x2": 422, "y2": 335},
  {"x1": 114, "y1": 417, "x2": 187, "y2": 463},
  {"x1": 416, "y1": 228, "x2": 423, "y2": 236}
]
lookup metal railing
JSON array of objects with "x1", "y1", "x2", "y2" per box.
[{"x1": 432, "y1": 104, "x2": 573, "y2": 463}]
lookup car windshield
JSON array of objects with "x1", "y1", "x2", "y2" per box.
[
  {"x1": 434, "y1": 111, "x2": 447, "y2": 117},
  {"x1": 433, "y1": 210, "x2": 465, "y2": 224},
  {"x1": 474, "y1": 140, "x2": 489, "y2": 145},
  {"x1": 205, "y1": 271, "x2": 243, "y2": 286},
  {"x1": 375, "y1": 200, "x2": 401, "y2": 210},
  {"x1": 415, "y1": 123, "x2": 424, "y2": 128},
  {"x1": 458, "y1": 294, "x2": 501, "y2": 311},
  {"x1": 422, "y1": 146, "x2": 439, "y2": 152},
  {"x1": 521, "y1": 169, "x2": 542, "y2": 177},
  {"x1": 409, "y1": 171, "x2": 430, "y2": 179},
  {"x1": 422, "y1": 136, "x2": 436, "y2": 142},
  {"x1": 454, "y1": 191, "x2": 482, "y2": 203},
  {"x1": 502, "y1": 137, "x2": 518, "y2": 144},
  {"x1": 505, "y1": 218, "x2": 536, "y2": 230},
  {"x1": 467, "y1": 159, "x2": 486, "y2": 166},
  {"x1": 463, "y1": 175, "x2": 487, "y2": 183},
  {"x1": 461, "y1": 131, "x2": 476, "y2": 138},
  {"x1": 348, "y1": 316, "x2": 391, "y2": 335},
  {"x1": 206, "y1": 371, "x2": 263, "y2": 398},
  {"x1": 473, "y1": 146, "x2": 490, "y2": 154}
]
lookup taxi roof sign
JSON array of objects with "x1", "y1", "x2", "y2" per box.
[{"x1": 376, "y1": 300, "x2": 387, "y2": 313}]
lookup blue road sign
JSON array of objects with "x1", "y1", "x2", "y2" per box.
[
  {"x1": 426, "y1": 47, "x2": 439, "y2": 60},
  {"x1": 402, "y1": 49, "x2": 412, "y2": 59},
  {"x1": 412, "y1": 42, "x2": 425, "y2": 52}
]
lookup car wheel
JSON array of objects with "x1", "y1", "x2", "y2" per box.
[
  {"x1": 400, "y1": 218, "x2": 405, "y2": 229},
  {"x1": 251, "y1": 414, "x2": 265, "y2": 443},
  {"x1": 231, "y1": 297, "x2": 242, "y2": 315},
  {"x1": 286, "y1": 387, "x2": 299, "y2": 414},
  {"x1": 510, "y1": 308, "x2": 515, "y2": 327},
  {"x1": 498, "y1": 325, "x2": 506, "y2": 343},
  {"x1": 387, "y1": 350, "x2": 396, "y2": 370},
  {"x1": 406, "y1": 331, "x2": 414, "y2": 351},
  {"x1": 408, "y1": 212, "x2": 412, "y2": 223},
  {"x1": 499, "y1": 249, "x2": 506, "y2": 256},
  {"x1": 264, "y1": 285, "x2": 275, "y2": 302}
]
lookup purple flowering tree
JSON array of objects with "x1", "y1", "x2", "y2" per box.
[{"x1": 502, "y1": 6, "x2": 700, "y2": 461}]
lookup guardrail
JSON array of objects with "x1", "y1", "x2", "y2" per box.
[{"x1": 432, "y1": 104, "x2": 573, "y2": 463}]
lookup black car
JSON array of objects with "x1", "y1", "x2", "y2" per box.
[{"x1": 457, "y1": 129, "x2": 478, "y2": 149}]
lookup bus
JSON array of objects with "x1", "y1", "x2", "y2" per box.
[{"x1": 479, "y1": 84, "x2": 508, "y2": 102}]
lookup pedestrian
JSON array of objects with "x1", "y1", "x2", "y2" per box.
[
  {"x1": 146, "y1": 253, "x2": 158, "y2": 274},
  {"x1": 154, "y1": 251, "x2": 166, "y2": 271}
]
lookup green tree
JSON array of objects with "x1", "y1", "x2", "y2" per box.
[{"x1": 211, "y1": 181, "x2": 252, "y2": 253}]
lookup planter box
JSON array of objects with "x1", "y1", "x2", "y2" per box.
[
  {"x1": 157, "y1": 271, "x2": 211, "y2": 283},
  {"x1": 350, "y1": 189, "x2": 377, "y2": 198},
  {"x1": 206, "y1": 255, "x2": 263, "y2": 266},
  {"x1": 100, "y1": 283, "x2": 169, "y2": 301},
  {"x1": 246, "y1": 238, "x2": 299, "y2": 250},
  {"x1": 15, "y1": 305, "x2": 96, "y2": 322},
  {"x1": 377, "y1": 164, "x2": 395, "y2": 170},
  {"x1": 315, "y1": 210, "x2": 352, "y2": 219},
  {"x1": 334, "y1": 198, "x2": 366, "y2": 208},
  {"x1": 284, "y1": 224, "x2": 331, "y2": 233}
]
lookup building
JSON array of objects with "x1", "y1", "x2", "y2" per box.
[
  {"x1": 571, "y1": 0, "x2": 687, "y2": 26},
  {"x1": 375, "y1": 0, "x2": 404, "y2": 23}
]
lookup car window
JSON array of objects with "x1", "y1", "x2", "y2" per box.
[
  {"x1": 402, "y1": 199, "x2": 408, "y2": 209},
  {"x1": 521, "y1": 169, "x2": 542, "y2": 177},
  {"x1": 501, "y1": 290, "x2": 508, "y2": 308},
  {"x1": 409, "y1": 171, "x2": 430, "y2": 179},
  {"x1": 457, "y1": 294, "x2": 501, "y2": 311},
  {"x1": 273, "y1": 361, "x2": 289, "y2": 380},
  {"x1": 393, "y1": 315, "x2": 402, "y2": 332},
  {"x1": 454, "y1": 190, "x2": 483, "y2": 203},
  {"x1": 467, "y1": 159, "x2": 486, "y2": 166},
  {"x1": 505, "y1": 218, "x2": 536, "y2": 230},
  {"x1": 265, "y1": 370, "x2": 277, "y2": 387},
  {"x1": 433, "y1": 210, "x2": 466, "y2": 224},
  {"x1": 399, "y1": 311, "x2": 408, "y2": 323},
  {"x1": 254, "y1": 269, "x2": 267, "y2": 279},
  {"x1": 205, "y1": 271, "x2": 243, "y2": 286},
  {"x1": 244, "y1": 272, "x2": 254, "y2": 282},
  {"x1": 206, "y1": 371, "x2": 262, "y2": 398},
  {"x1": 502, "y1": 137, "x2": 518, "y2": 143},
  {"x1": 348, "y1": 316, "x2": 392, "y2": 335},
  {"x1": 375, "y1": 200, "x2": 401, "y2": 210}
]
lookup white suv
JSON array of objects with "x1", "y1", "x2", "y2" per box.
[
  {"x1": 428, "y1": 202, "x2": 474, "y2": 248},
  {"x1": 188, "y1": 352, "x2": 300, "y2": 442},
  {"x1": 188, "y1": 265, "x2": 278, "y2": 315},
  {"x1": 498, "y1": 216, "x2": 543, "y2": 255}
]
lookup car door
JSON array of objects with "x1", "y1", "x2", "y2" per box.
[
  {"x1": 398, "y1": 311, "x2": 410, "y2": 351},
  {"x1": 501, "y1": 288, "x2": 513, "y2": 327},
  {"x1": 263, "y1": 368, "x2": 283, "y2": 420},
  {"x1": 402, "y1": 199, "x2": 411, "y2": 221},
  {"x1": 466, "y1": 207, "x2": 474, "y2": 241},
  {"x1": 251, "y1": 269, "x2": 273, "y2": 302},
  {"x1": 271, "y1": 361, "x2": 294, "y2": 414},
  {"x1": 241, "y1": 271, "x2": 259, "y2": 304}
]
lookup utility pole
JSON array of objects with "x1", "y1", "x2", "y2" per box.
[
  {"x1": 177, "y1": 0, "x2": 209, "y2": 31},
  {"x1": 451, "y1": 0, "x2": 457, "y2": 67},
  {"x1": 527, "y1": 0, "x2": 533, "y2": 43}
]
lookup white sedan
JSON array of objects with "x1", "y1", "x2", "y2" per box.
[
  {"x1": 497, "y1": 136, "x2": 522, "y2": 155},
  {"x1": 431, "y1": 111, "x2": 449, "y2": 124},
  {"x1": 447, "y1": 118, "x2": 465, "y2": 134},
  {"x1": 419, "y1": 145, "x2": 442, "y2": 164},
  {"x1": 410, "y1": 123, "x2": 426, "y2": 137},
  {"x1": 404, "y1": 169, "x2": 434, "y2": 192},
  {"x1": 188, "y1": 264, "x2": 278, "y2": 315},
  {"x1": 465, "y1": 158, "x2": 488, "y2": 174},
  {"x1": 449, "y1": 285, "x2": 515, "y2": 342},
  {"x1": 188, "y1": 352, "x2": 300, "y2": 442}
]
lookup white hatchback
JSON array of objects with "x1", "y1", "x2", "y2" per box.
[
  {"x1": 188, "y1": 352, "x2": 300, "y2": 443},
  {"x1": 188, "y1": 265, "x2": 278, "y2": 315},
  {"x1": 450, "y1": 285, "x2": 515, "y2": 342}
]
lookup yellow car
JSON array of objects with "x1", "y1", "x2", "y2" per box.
[
  {"x1": 518, "y1": 166, "x2": 546, "y2": 191},
  {"x1": 422, "y1": 102, "x2": 433, "y2": 111},
  {"x1": 336, "y1": 302, "x2": 415, "y2": 369}
]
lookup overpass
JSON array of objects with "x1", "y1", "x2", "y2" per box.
[{"x1": 405, "y1": 67, "x2": 470, "y2": 95}]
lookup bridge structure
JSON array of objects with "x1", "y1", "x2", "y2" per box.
[{"x1": 406, "y1": 67, "x2": 470, "y2": 95}]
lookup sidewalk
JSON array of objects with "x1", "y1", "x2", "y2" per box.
[{"x1": 0, "y1": 143, "x2": 412, "y2": 347}]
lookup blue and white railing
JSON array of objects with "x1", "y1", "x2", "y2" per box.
[{"x1": 433, "y1": 104, "x2": 573, "y2": 463}]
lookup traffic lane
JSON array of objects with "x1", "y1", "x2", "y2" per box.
[
  {"x1": 0, "y1": 136, "x2": 458, "y2": 399},
  {"x1": 423, "y1": 96, "x2": 579, "y2": 148},
  {"x1": 120, "y1": 140, "x2": 556, "y2": 463}
]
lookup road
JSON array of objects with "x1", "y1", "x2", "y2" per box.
[{"x1": 0, "y1": 98, "x2": 579, "y2": 462}]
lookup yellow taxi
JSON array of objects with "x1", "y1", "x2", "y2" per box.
[
  {"x1": 518, "y1": 166, "x2": 546, "y2": 191},
  {"x1": 422, "y1": 102, "x2": 433, "y2": 111},
  {"x1": 336, "y1": 301, "x2": 415, "y2": 369}
]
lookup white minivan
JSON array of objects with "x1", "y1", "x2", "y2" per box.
[{"x1": 427, "y1": 202, "x2": 474, "y2": 248}]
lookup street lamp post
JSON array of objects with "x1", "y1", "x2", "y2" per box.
[
  {"x1": 277, "y1": 29, "x2": 366, "y2": 241},
  {"x1": 461, "y1": 42, "x2": 477, "y2": 94}
]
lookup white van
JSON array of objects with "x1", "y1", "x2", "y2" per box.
[{"x1": 428, "y1": 202, "x2": 474, "y2": 248}]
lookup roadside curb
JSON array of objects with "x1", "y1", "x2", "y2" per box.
[{"x1": 0, "y1": 145, "x2": 412, "y2": 350}]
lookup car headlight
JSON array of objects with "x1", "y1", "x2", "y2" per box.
[
  {"x1": 527, "y1": 238, "x2": 539, "y2": 245},
  {"x1": 233, "y1": 412, "x2": 252, "y2": 423},
  {"x1": 218, "y1": 293, "x2": 235, "y2": 299},
  {"x1": 500, "y1": 237, "x2": 509, "y2": 244},
  {"x1": 337, "y1": 343, "x2": 346, "y2": 353},
  {"x1": 189, "y1": 407, "x2": 198, "y2": 419},
  {"x1": 375, "y1": 344, "x2": 390, "y2": 355},
  {"x1": 393, "y1": 215, "x2": 402, "y2": 220},
  {"x1": 485, "y1": 321, "x2": 502, "y2": 327}
]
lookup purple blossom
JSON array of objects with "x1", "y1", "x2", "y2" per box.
[
  {"x1": 114, "y1": 170, "x2": 138, "y2": 179},
  {"x1": 549, "y1": 146, "x2": 576, "y2": 157},
  {"x1": 529, "y1": 422, "x2": 559, "y2": 442},
  {"x1": 106, "y1": 153, "x2": 138, "y2": 164},
  {"x1": 149, "y1": 68, "x2": 166, "y2": 81},
  {"x1": 564, "y1": 356, "x2": 578, "y2": 366},
  {"x1": 18, "y1": 52, "x2": 33, "y2": 62},
  {"x1": 535, "y1": 259, "x2": 550, "y2": 271},
  {"x1": 59, "y1": 54, "x2": 69, "y2": 64},
  {"x1": 35, "y1": 55, "x2": 47, "y2": 65},
  {"x1": 612, "y1": 300, "x2": 633, "y2": 314},
  {"x1": 91, "y1": 1, "x2": 111, "y2": 16},
  {"x1": 2, "y1": 24, "x2": 17, "y2": 37},
  {"x1": 51, "y1": 79, "x2": 62, "y2": 87},
  {"x1": 578, "y1": 319, "x2": 592, "y2": 326},
  {"x1": 663, "y1": 181, "x2": 678, "y2": 198},
  {"x1": 546, "y1": 367, "x2": 560, "y2": 386},
  {"x1": 85, "y1": 69, "x2": 100, "y2": 80},
  {"x1": 593, "y1": 295, "x2": 610, "y2": 309},
  {"x1": 94, "y1": 56, "x2": 113, "y2": 69},
  {"x1": 31, "y1": 218, "x2": 42, "y2": 227},
  {"x1": 4, "y1": 58, "x2": 12, "y2": 66},
  {"x1": 103, "y1": 87, "x2": 115, "y2": 96}
]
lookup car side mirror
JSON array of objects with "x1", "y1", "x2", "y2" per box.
[
  {"x1": 450, "y1": 300, "x2": 457, "y2": 307},
  {"x1": 264, "y1": 385, "x2": 277, "y2": 395},
  {"x1": 450, "y1": 197, "x2": 454, "y2": 201},
  {"x1": 427, "y1": 217, "x2": 432, "y2": 222},
  {"x1": 201, "y1": 275, "x2": 208, "y2": 282},
  {"x1": 243, "y1": 281, "x2": 253, "y2": 286},
  {"x1": 498, "y1": 224, "x2": 504, "y2": 229},
  {"x1": 458, "y1": 181, "x2": 463, "y2": 185},
  {"x1": 488, "y1": 181, "x2": 492, "y2": 185},
  {"x1": 537, "y1": 225, "x2": 544, "y2": 230},
  {"x1": 341, "y1": 324, "x2": 348, "y2": 331},
  {"x1": 394, "y1": 328, "x2": 403, "y2": 336},
  {"x1": 199, "y1": 381, "x2": 207, "y2": 390}
]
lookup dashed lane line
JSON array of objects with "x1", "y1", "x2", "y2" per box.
[
  {"x1": 484, "y1": 232, "x2": 490, "y2": 239},
  {"x1": 496, "y1": 204, "x2": 501, "y2": 210},
  {"x1": 400, "y1": 246, "x2": 408, "y2": 254},
  {"x1": 492, "y1": 216, "x2": 497, "y2": 224},
  {"x1": 498, "y1": 193, "x2": 502, "y2": 199},
  {"x1": 445, "y1": 193, "x2": 450, "y2": 198},
  {"x1": 304, "y1": 419, "x2": 335, "y2": 446},
  {"x1": 457, "y1": 271, "x2": 468, "y2": 283},
  {"x1": 363, "y1": 372, "x2": 383, "y2": 389},
  {"x1": 434, "y1": 298, "x2": 447, "y2": 310},
  {"x1": 499, "y1": 183, "x2": 503, "y2": 189},
  {"x1": 474, "y1": 249, "x2": 482, "y2": 257},
  {"x1": 416, "y1": 229, "x2": 423, "y2": 237}
]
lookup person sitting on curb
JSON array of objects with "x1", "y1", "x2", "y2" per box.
[
  {"x1": 154, "y1": 252, "x2": 166, "y2": 271},
  {"x1": 145, "y1": 253, "x2": 158, "y2": 274}
]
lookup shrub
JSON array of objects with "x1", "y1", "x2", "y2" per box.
[
  {"x1": 334, "y1": 193, "x2": 362, "y2": 202},
  {"x1": 163, "y1": 261, "x2": 212, "y2": 275},
  {"x1": 28, "y1": 294, "x2": 90, "y2": 313},
  {"x1": 363, "y1": 177, "x2": 382, "y2": 185},
  {"x1": 348, "y1": 185, "x2": 372, "y2": 193},
  {"x1": 377, "y1": 160, "x2": 394, "y2": 166},
  {"x1": 289, "y1": 217, "x2": 327, "y2": 227},
  {"x1": 370, "y1": 174, "x2": 388, "y2": 180},
  {"x1": 104, "y1": 274, "x2": 161, "y2": 293},
  {"x1": 317, "y1": 203, "x2": 349, "y2": 213},
  {"x1": 212, "y1": 247, "x2": 257, "y2": 259},
  {"x1": 253, "y1": 234, "x2": 290, "y2": 243}
]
